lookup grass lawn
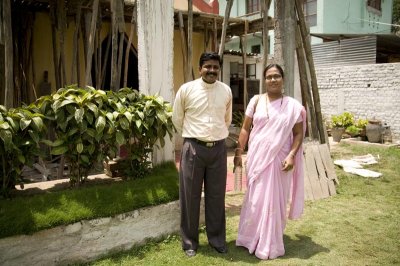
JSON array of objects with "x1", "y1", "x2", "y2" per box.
[
  {"x1": 0, "y1": 162, "x2": 179, "y2": 238},
  {"x1": 87, "y1": 143, "x2": 400, "y2": 266}
]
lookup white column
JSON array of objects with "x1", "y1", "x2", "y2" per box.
[{"x1": 137, "y1": 0, "x2": 175, "y2": 164}]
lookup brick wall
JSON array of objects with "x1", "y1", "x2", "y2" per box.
[{"x1": 316, "y1": 63, "x2": 400, "y2": 141}]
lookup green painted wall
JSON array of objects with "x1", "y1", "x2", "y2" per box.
[
  {"x1": 220, "y1": 0, "x2": 393, "y2": 48},
  {"x1": 320, "y1": 0, "x2": 393, "y2": 34}
]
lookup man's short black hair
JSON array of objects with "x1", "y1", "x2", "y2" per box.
[{"x1": 199, "y1": 52, "x2": 222, "y2": 68}]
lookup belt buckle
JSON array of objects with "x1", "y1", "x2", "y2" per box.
[{"x1": 206, "y1": 142, "x2": 214, "y2": 148}]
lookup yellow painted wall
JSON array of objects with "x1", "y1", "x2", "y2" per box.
[
  {"x1": 172, "y1": 31, "x2": 207, "y2": 93},
  {"x1": 33, "y1": 12, "x2": 138, "y2": 94},
  {"x1": 32, "y1": 12, "x2": 207, "y2": 96}
]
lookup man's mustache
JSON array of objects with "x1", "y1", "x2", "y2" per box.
[{"x1": 206, "y1": 72, "x2": 217, "y2": 76}]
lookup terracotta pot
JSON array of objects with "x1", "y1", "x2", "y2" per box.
[
  {"x1": 331, "y1": 127, "x2": 345, "y2": 142},
  {"x1": 366, "y1": 120, "x2": 382, "y2": 143}
]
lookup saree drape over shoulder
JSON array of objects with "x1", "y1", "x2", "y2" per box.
[{"x1": 236, "y1": 95, "x2": 306, "y2": 260}]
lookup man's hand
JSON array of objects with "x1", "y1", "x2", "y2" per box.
[{"x1": 233, "y1": 155, "x2": 242, "y2": 172}]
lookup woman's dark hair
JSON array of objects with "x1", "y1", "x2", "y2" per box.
[
  {"x1": 263, "y1": 64, "x2": 284, "y2": 79},
  {"x1": 199, "y1": 52, "x2": 222, "y2": 67}
]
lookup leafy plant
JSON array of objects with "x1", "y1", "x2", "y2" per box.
[
  {"x1": 346, "y1": 125, "x2": 360, "y2": 137},
  {"x1": 36, "y1": 85, "x2": 117, "y2": 186},
  {"x1": 355, "y1": 118, "x2": 368, "y2": 129},
  {"x1": 112, "y1": 88, "x2": 175, "y2": 178},
  {"x1": 0, "y1": 105, "x2": 46, "y2": 198},
  {"x1": 331, "y1": 112, "x2": 354, "y2": 128}
]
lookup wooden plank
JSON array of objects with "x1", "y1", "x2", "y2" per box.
[
  {"x1": 304, "y1": 144, "x2": 324, "y2": 200},
  {"x1": 318, "y1": 143, "x2": 339, "y2": 189},
  {"x1": 302, "y1": 154, "x2": 314, "y2": 200},
  {"x1": 311, "y1": 145, "x2": 330, "y2": 198}
]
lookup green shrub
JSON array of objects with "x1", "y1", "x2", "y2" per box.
[
  {"x1": 331, "y1": 112, "x2": 354, "y2": 128},
  {"x1": 0, "y1": 105, "x2": 46, "y2": 198}
]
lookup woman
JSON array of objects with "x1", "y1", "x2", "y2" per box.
[{"x1": 234, "y1": 64, "x2": 306, "y2": 260}]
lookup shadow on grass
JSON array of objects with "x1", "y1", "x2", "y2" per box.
[
  {"x1": 284, "y1": 234, "x2": 330, "y2": 259},
  {"x1": 204, "y1": 234, "x2": 329, "y2": 263}
]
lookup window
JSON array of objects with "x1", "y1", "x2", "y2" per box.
[
  {"x1": 246, "y1": 0, "x2": 260, "y2": 14},
  {"x1": 303, "y1": 0, "x2": 317, "y2": 27},
  {"x1": 247, "y1": 64, "x2": 256, "y2": 79},
  {"x1": 251, "y1": 45, "x2": 261, "y2": 54},
  {"x1": 367, "y1": 0, "x2": 382, "y2": 11}
]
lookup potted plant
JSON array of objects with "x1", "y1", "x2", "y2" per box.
[
  {"x1": 354, "y1": 118, "x2": 368, "y2": 140},
  {"x1": 330, "y1": 112, "x2": 354, "y2": 142}
]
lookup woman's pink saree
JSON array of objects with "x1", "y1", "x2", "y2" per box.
[{"x1": 236, "y1": 95, "x2": 306, "y2": 259}]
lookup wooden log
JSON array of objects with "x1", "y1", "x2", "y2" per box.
[
  {"x1": 49, "y1": 0, "x2": 60, "y2": 91},
  {"x1": 241, "y1": 20, "x2": 248, "y2": 110},
  {"x1": 58, "y1": 0, "x2": 67, "y2": 87},
  {"x1": 283, "y1": 0, "x2": 296, "y2": 97},
  {"x1": 178, "y1": 12, "x2": 188, "y2": 82},
  {"x1": 295, "y1": 25, "x2": 319, "y2": 140},
  {"x1": 213, "y1": 18, "x2": 218, "y2": 52},
  {"x1": 187, "y1": 0, "x2": 193, "y2": 81},
  {"x1": 123, "y1": 5, "x2": 136, "y2": 88},
  {"x1": 115, "y1": 0, "x2": 125, "y2": 90},
  {"x1": 84, "y1": 0, "x2": 99, "y2": 87},
  {"x1": 218, "y1": 0, "x2": 233, "y2": 58},
  {"x1": 295, "y1": 0, "x2": 326, "y2": 144},
  {"x1": 261, "y1": 0, "x2": 272, "y2": 93},
  {"x1": 3, "y1": 0, "x2": 14, "y2": 108},
  {"x1": 99, "y1": 33, "x2": 112, "y2": 89},
  {"x1": 71, "y1": 4, "x2": 82, "y2": 84},
  {"x1": 204, "y1": 22, "x2": 209, "y2": 51},
  {"x1": 95, "y1": 26, "x2": 101, "y2": 89}
]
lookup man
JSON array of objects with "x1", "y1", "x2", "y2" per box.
[{"x1": 172, "y1": 52, "x2": 232, "y2": 257}]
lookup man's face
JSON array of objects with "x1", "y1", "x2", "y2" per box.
[{"x1": 199, "y1": 59, "x2": 220, "y2": 84}]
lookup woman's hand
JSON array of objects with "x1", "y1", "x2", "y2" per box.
[{"x1": 282, "y1": 154, "x2": 295, "y2": 172}]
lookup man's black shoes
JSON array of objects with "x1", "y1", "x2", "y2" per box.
[
  {"x1": 210, "y1": 244, "x2": 228, "y2": 254},
  {"x1": 184, "y1": 249, "x2": 196, "y2": 257}
]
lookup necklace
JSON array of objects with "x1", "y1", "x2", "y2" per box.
[{"x1": 266, "y1": 93, "x2": 284, "y2": 120}]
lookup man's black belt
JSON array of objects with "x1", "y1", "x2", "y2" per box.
[{"x1": 186, "y1": 138, "x2": 223, "y2": 148}]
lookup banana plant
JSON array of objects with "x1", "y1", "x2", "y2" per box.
[{"x1": 0, "y1": 105, "x2": 46, "y2": 198}]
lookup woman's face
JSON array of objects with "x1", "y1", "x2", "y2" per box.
[{"x1": 265, "y1": 67, "x2": 283, "y2": 95}]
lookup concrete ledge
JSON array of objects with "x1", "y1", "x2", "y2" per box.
[
  {"x1": 340, "y1": 138, "x2": 399, "y2": 148},
  {"x1": 0, "y1": 200, "x2": 205, "y2": 266}
]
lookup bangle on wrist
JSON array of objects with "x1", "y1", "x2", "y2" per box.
[
  {"x1": 235, "y1": 147, "x2": 243, "y2": 151},
  {"x1": 289, "y1": 151, "x2": 296, "y2": 157}
]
